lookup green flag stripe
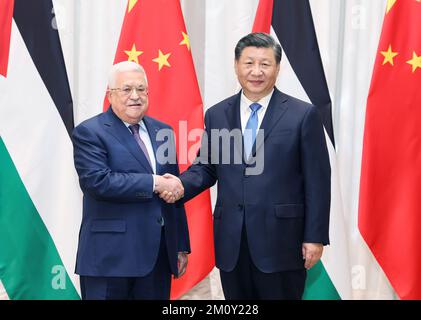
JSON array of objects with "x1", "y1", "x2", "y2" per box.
[
  {"x1": 0, "y1": 138, "x2": 79, "y2": 299},
  {"x1": 303, "y1": 260, "x2": 341, "y2": 300}
]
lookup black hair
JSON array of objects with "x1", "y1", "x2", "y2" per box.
[{"x1": 234, "y1": 32, "x2": 282, "y2": 64}]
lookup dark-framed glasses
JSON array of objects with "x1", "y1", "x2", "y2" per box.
[{"x1": 110, "y1": 86, "x2": 148, "y2": 97}]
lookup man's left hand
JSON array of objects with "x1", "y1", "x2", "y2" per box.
[{"x1": 302, "y1": 243, "x2": 323, "y2": 270}]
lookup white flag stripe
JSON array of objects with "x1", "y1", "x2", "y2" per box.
[
  {"x1": 322, "y1": 130, "x2": 352, "y2": 299},
  {"x1": 0, "y1": 281, "x2": 10, "y2": 300},
  {"x1": 270, "y1": 27, "x2": 311, "y2": 104}
]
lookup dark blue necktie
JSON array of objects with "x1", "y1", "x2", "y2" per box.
[{"x1": 244, "y1": 102, "x2": 262, "y2": 157}]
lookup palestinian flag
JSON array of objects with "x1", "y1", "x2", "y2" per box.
[{"x1": 0, "y1": 0, "x2": 81, "y2": 299}]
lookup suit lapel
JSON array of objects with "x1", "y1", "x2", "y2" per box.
[
  {"x1": 225, "y1": 92, "x2": 243, "y2": 158},
  {"x1": 143, "y1": 116, "x2": 163, "y2": 174},
  {"x1": 254, "y1": 88, "x2": 289, "y2": 155},
  {"x1": 102, "y1": 108, "x2": 154, "y2": 173}
]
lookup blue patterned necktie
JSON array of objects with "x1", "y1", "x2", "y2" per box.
[
  {"x1": 244, "y1": 102, "x2": 262, "y2": 157},
  {"x1": 128, "y1": 124, "x2": 153, "y2": 169}
]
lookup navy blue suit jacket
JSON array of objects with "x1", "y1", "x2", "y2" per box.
[
  {"x1": 180, "y1": 88, "x2": 330, "y2": 273},
  {"x1": 72, "y1": 107, "x2": 190, "y2": 277}
]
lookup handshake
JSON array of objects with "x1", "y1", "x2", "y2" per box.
[{"x1": 154, "y1": 173, "x2": 184, "y2": 203}]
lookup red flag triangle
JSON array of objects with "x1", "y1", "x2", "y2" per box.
[
  {"x1": 252, "y1": 0, "x2": 273, "y2": 33},
  {"x1": 0, "y1": 0, "x2": 14, "y2": 77}
]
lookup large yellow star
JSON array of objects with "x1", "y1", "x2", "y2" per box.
[
  {"x1": 128, "y1": 0, "x2": 138, "y2": 13},
  {"x1": 380, "y1": 45, "x2": 398, "y2": 66},
  {"x1": 152, "y1": 50, "x2": 171, "y2": 71},
  {"x1": 406, "y1": 51, "x2": 421, "y2": 73},
  {"x1": 124, "y1": 44, "x2": 143, "y2": 64},
  {"x1": 386, "y1": 0, "x2": 397, "y2": 13},
  {"x1": 179, "y1": 32, "x2": 190, "y2": 51}
]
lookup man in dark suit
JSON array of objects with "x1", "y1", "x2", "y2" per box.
[
  {"x1": 161, "y1": 33, "x2": 330, "y2": 299},
  {"x1": 72, "y1": 61, "x2": 190, "y2": 300}
]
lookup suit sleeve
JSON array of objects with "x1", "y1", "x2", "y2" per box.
[
  {"x1": 179, "y1": 110, "x2": 218, "y2": 202},
  {"x1": 167, "y1": 130, "x2": 191, "y2": 253},
  {"x1": 174, "y1": 176, "x2": 190, "y2": 253},
  {"x1": 72, "y1": 123, "x2": 154, "y2": 202},
  {"x1": 300, "y1": 107, "x2": 331, "y2": 245}
]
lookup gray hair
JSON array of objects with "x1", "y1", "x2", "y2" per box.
[
  {"x1": 235, "y1": 32, "x2": 282, "y2": 64},
  {"x1": 108, "y1": 61, "x2": 148, "y2": 88}
]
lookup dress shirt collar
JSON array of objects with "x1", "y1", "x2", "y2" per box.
[{"x1": 240, "y1": 89, "x2": 274, "y2": 113}]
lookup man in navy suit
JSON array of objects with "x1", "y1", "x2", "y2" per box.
[
  {"x1": 161, "y1": 33, "x2": 330, "y2": 299},
  {"x1": 72, "y1": 61, "x2": 190, "y2": 300}
]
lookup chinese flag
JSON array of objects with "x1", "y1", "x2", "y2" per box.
[
  {"x1": 109, "y1": 0, "x2": 214, "y2": 299},
  {"x1": 0, "y1": 0, "x2": 14, "y2": 77},
  {"x1": 359, "y1": 0, "x2": 421, "y2": 299}
]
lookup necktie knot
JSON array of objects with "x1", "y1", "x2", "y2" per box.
[
  {"x1": 128, "y1": 124, "x2": 140, "y2": 135},
  {"x1": 249, "y1": 102, "x2": 262, "y2": 113}
]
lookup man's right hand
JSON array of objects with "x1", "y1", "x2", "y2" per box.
[{"x1": 154, "y1": 174, "x2": 184, "y2": 203}]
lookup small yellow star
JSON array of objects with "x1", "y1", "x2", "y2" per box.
[
  {"x1": 124, "y1": 44, "x2": 143, "y2": 64},
  {"x1": 179, "y1": 32, "x2": 190, "y2": 51},
  {"x1": 380, "y1": 45, "x2": 398, "y2": 66},
  {"x1": 152, "y1": 50, "x2": 171, "y2": 71},
  {"x1": 128, "y1": 0, "x2": 138, "y2": 13},
  {"x1": 406, "y1": 51, "x2": 421, "y2": 73},
  {"x1": 386, "y1": 0, "x2": 397, "y2": 13}
]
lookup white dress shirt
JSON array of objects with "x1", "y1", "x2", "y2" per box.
[
  {"x1": 124, "y1": 119, "x2": 156, "y2": 173},
  {"x1": 124, "y1": 119, "x2": 157, "y2": 192}
]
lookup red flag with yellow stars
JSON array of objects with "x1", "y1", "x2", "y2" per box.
[
  {"x1": 359, "y1": 0, "x2": 421, "y2": 299},
  {"x1": 0, "y1": 0, "x2": 14, "y2": 77},
  {"x1": 109, "y1": 0, "x2": 214, "y2": 299}
]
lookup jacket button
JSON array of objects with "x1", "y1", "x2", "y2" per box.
[
  {"x1": 238, "y1": 204, "x2": 244, "y2": 210},
  {"x1": 157, "y1": 217, "x2": 164, "y2": 225}
]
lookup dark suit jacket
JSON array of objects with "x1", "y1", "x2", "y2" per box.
[
  {"x1": 72, "y1": 107, "x2": 190, "y2": 277},
  {"x1": 180, "y1": 88, "x2": 330, "y2": 273}
]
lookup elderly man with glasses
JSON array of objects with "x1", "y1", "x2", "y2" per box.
[{"x1": 71, "y1": 61, "x2": 190, "y2": 300}]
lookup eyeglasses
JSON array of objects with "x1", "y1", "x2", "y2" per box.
[{"x1": 109, "y1": 86, "x2": 148, "y2": 97}]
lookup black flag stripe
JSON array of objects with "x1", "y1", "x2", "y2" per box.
[
  {"x1": 13, "y1": 0, "x2": 74, "y2": 136},
  {"x1": 271, "y1": 0, "x2": 334, "y2": 146}
]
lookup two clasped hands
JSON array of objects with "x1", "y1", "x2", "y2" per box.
[{"x1": 154, "y1": 173, "x2": 184, "y2": 203}]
